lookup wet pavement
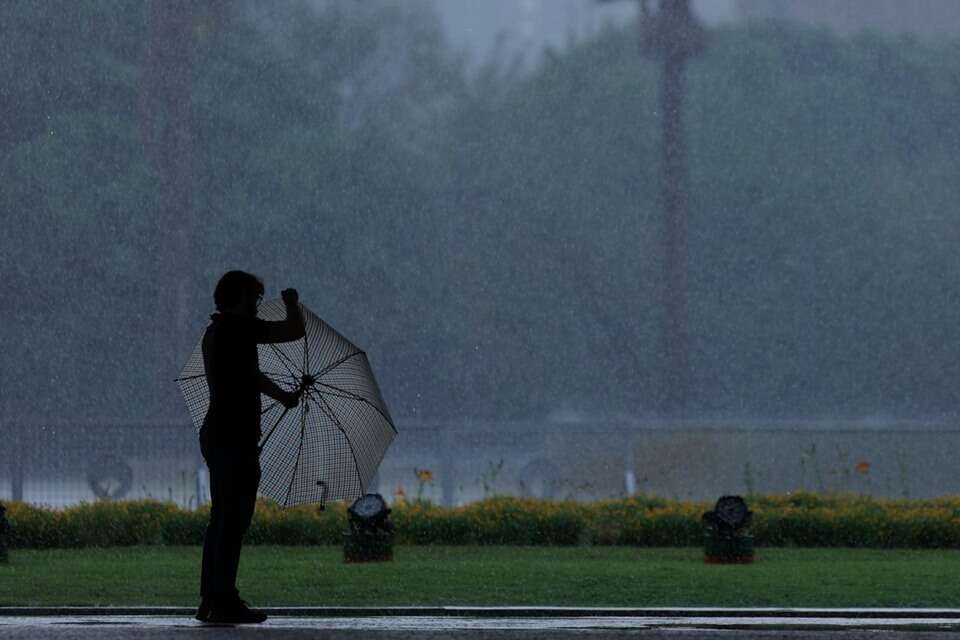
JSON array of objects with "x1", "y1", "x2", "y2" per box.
[{"x1": 5, "y1": 608, "x2": 960, "y2": 638}]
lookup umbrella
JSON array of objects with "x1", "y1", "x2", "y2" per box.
[{"x1": 176, "y1": 300, "x2": 397, "y2": 507}]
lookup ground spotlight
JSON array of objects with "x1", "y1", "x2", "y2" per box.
[
  {"x1": 702, "y1": 495, "x2": 754, "y2": 564},
  {"x1": 344, "y1": 493, "x2": 395, "y2": 563}
]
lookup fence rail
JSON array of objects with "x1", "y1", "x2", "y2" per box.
[{"x1": 3, "y1": 419, "x2": 960, "y2": 508}]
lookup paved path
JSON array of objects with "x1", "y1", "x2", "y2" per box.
[{"x1": 4, "y1": 608, "x2": 960, "y2": 638}]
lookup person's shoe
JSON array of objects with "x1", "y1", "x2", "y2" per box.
[
  {"x1": 194, "y1": 598, "x2": 213, "y2": 622},
  {"x1": 206, "y1": 598, "x2": 267, "y2": 624}
]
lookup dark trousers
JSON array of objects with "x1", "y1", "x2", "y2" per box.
[{"x1": 199, "y1": 440, "x2": 261, "y2": 603}]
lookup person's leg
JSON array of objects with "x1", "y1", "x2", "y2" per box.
[
  {"x1": 205, "y1": 451, "x2": 266, "y2": 623},
  {"x1": 197, "y1": 441, "x2": 224, "y2": 620},
  {"x1": 217, "y1": 453, "x2": 261, "y2": 601}
]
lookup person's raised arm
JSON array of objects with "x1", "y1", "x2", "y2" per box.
[{"x1": 262, "y1": 288, "x2": 306, "y2": 344}]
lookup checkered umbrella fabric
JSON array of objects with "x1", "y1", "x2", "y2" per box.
[{"x1": 176, "y1": 300, "x2": 397, "y2": 507}]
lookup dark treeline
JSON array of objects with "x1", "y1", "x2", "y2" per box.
[{"x1": 3, "y1": 1, "x2": 960, "y2": 424}]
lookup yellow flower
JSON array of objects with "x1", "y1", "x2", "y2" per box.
[{"x1": 415, "y1": 468, "x2": 434, "y2": 482}]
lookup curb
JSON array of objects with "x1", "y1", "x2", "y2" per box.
[{"x1": 3, "y1": 607, "x2": 960, "y2": 619}]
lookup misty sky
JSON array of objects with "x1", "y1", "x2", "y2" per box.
[
  {"x1": 436, "y1": 0, "x2": 960, "y2": 69},
  {"x1": 435, "y1": 0, "x2": 736, "y2": 67}
]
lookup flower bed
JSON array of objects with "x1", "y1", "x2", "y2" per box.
[{"x1": 6, "y1": 493, "x2": 960, "y2": 548}]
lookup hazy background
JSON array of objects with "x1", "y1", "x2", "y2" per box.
[
  {"x1": 4, "y1": 0, "x2": 960, "y2": 425},
  {"x1": 439, "y1": 1, "x2": 960, "y2": 67},
  {"x1": 6, "y1": 0, "x2": 960, "y2": 505}
]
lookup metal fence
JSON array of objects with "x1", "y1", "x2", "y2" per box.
[
  {"x1": 3, "y1": 419, "x2": 960, "y2": 508},
  {"x1": 3, "y1": 422, "x2": 203, "y2": 508},
  {"x1": 379, "y1": 419, "x2": 960, "y2": 504}
]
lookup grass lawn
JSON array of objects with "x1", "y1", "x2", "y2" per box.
[{"x1": 2, "y1": 546, "x2": 960, "y2": 608}]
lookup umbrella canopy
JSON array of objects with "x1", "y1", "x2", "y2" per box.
[{"x1": 177, "y1": 300, "x2": 397, "y2": 507}]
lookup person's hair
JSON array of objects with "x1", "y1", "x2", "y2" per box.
[{"x1": 213, "y1": 270, "x2": 264, "y2": 311}]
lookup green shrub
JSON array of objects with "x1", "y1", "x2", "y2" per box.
[
  {"x1": 161, "y1": 506, "x2": 207, "y2": 545},
  {"x1": 392, "y1": 501, "x2": 472, "y2": 545},
  {"x1": 539, "y1": 508, "x2": 586, "y2": 546},
  {"x1": 9, "y1": 494, "x2": 960, "y2": 548},
  {"x1": 5, "y1": 502, "x2": 59, "y2": 548},
  {"x1": 465, "y1": 497, "x2": 542, "y2": 545},
  {"x1": 246, "y1": 500, "x2": 345, "y2": 545}
]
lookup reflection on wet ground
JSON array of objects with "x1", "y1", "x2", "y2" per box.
[{"x1": 5, "y1": 609, "x2": 960, "y2": 638}]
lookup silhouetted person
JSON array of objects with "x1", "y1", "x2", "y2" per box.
[{"x1": 196, "y1": 270, "x2": 305, "y2": 624}]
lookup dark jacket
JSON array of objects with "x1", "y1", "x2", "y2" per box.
[{"x1": 200, "y1": 313, "x2": 270, "y2": 451}]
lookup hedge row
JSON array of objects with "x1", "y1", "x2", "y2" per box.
[{"x1": 6, "y1": 494, "x2": 960, "y2": 548}]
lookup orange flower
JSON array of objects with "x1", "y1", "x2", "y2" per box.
[
  {"x1": 855, "y1": 461, "x2": 871, "y2": 475},
  {"x1": 394, "y1": 483, "x2": 406, "y2": 497}
]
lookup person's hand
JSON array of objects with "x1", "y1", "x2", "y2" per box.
[
  {"x1": 281, "y1": 288, "x2": 299, "y2": 307},
  {"x1": 281, "y1": 389, "x2": 300, "y2": 410}
]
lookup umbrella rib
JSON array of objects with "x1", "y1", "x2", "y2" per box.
[
  {"x1": 267, "y1": 344, "x2": 302, "y2": 380},
  {"x1": 315, "y1": 382, "x2": 365, "y2": 402},
  {"x1": 313, "y1": 391, "x2": 366, "y2": 496},
  {"x1": 260, "y1": 399, "x2": 281, "y2": 415},
  {"x1": 282, "y1": 410, "x2": 307, "y2": 507},
  {"x1": 315, "y1": 382, "x2": 397, "y2": 434},
  {"x1": 312, "y1": 350, "x2": 364, "y2": 380},
  {"x1": 303, "y1": 385, "x2": 324, "y2": 405},
  {"x1": 311, "y1": 387, "x2": 358, "y2": 402},
  {"x1": 262, "y1": 371, "x2": 297, "y2": 385},
  {"x1": 303, "y1": 304, "x2": 310, "y2": 381},
  {"x1": 174, "y1": 374, "x2": 206, "y2": 382},
  {"x1": 258, "y1": 404, "x2": 292, "y2": 452}
]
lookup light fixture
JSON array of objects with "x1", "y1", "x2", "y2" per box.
[{"x1": 702, "y1": 495, "x2": 754, "y2": 564}]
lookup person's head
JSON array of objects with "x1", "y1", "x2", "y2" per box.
[{"x1": 213, "y1": 270, "x2": 264, "y2": 317}]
